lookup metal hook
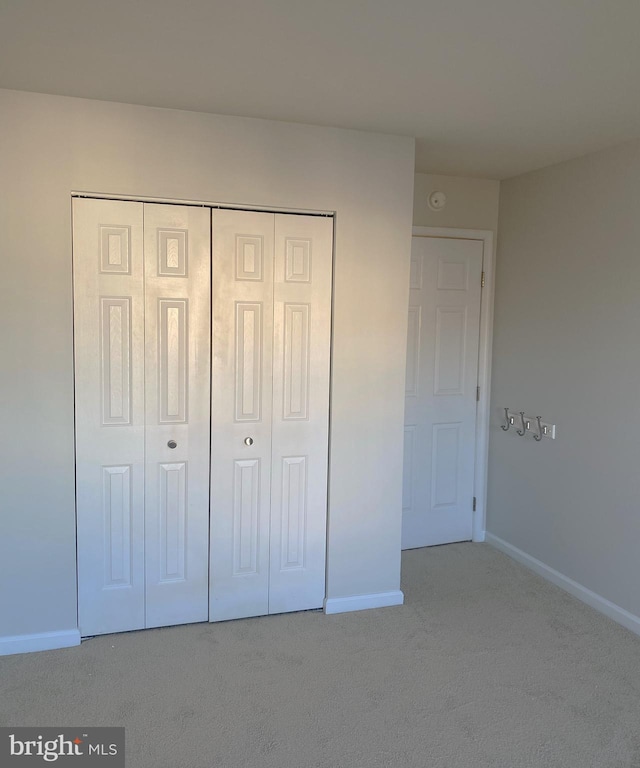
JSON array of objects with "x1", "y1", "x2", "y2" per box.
[
  {"x1": 534, "y1": 416, "x2": 543, "y2": 442},
  {"x1": 501, "y1": 407, "x2": 511, "y2": 431},
  {"x1": 517, "y1": 411, "x2": 526, "y2": 436}
]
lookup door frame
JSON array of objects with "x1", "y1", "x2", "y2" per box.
[{"x1": 411, "y1": 226, "x2": 495, "y2": 542}]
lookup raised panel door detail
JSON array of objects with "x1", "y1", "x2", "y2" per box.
[
  {"x1": 280, "y1": 456, "x2": 307, "y2": 570},
  {"x1": 431, "y1": 423, "x2": 460, "y2": 509},
  {"x1": 268, "y1": 213, "x2": 331, "y2": 615},
  {"x1": 402, "y1": 426, "x2": 416, "y2": 513},
  {"x1": 283, "y1": 304, "x2": 310, "y2": 420},
  {"x1": 100, "y1": 297, "x2": 132, "y2": 426},
  {"x1": 102, "y1": 465, "x2": 133, "y2": 587},
  {"x1": 159, "y1": 462, "x2": 187, "y2": 582},
  {"x1": 437, "y1": 257, "x2": 469, "y2": 291},
  {"x1": 158, "y1": 229, "x2": 188, "y2": 277},
  {"x1": 75, "y1": 198, "x2": 145, "y2": 636},
  {"x1": 143, "y1": 202, "x2": 210, "y2": 631},
  {"x1": 233, "y1": 459, "x2": 260, "y2": 576},
  {"x1": 235, "y1": 302, "x2": 263, "y2": 422},
  {"x1": 285, "y1": 238, "x2": 311, "y2": 283},
  {"x1": 403, "y1": 235, "x2": 483, "y2": 551},
  {"x1": 100, "y1": 226, "x2": 131, "y2": 274},
  {"x1": 434, "y1": 307, "x2": 467, "y2": 395},
  {"x1": 409, "y1": 250, "x2": 423, "y2": 290},
  {"x1": 405, "y1": 306, "x2": 421, "y2": 397},
  {"x1": 235, "y1": 235, "x2": 264, "y2": 281},
  {"x1": 159, "y1": 299, "x2": 188, "y2": 424}
]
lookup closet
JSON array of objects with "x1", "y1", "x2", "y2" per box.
[
  {"x1": 209, "y1": 210, "x2": 332, "y2": 621},
  {"x1": 73, "y1": 198, "x2": 332, "y2": 637},
  {"x1": 74, "y1": 199, "x2": 211, "y2": 636}
]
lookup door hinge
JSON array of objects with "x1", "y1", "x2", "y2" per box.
[
  {"x1": 472, "y1": 496, "x2": 477, "y2": 512},
  {"x1": 481, "y1": 271, "x2": 485, "y2": 288},
  {"x1": 476, "y1": 386, "x2": 480, "y2": 402}
]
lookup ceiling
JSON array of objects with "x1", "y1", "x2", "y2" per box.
[{"x1": 2, "y1": 0, "x2": 640, "y2": 179}]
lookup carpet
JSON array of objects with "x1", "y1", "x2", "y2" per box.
[{"x1": 2, "y1": 543, "x2": 640, "y2": 767}]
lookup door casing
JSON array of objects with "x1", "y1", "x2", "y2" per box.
[{"x1": 410, "y1": 226, "x2": 495, "y2": 543}]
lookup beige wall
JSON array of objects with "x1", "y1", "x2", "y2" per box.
[
  {"x1": 489, "y1": 137, "x2": 640, "y2": 618},
  {"x1": 0, "y1": 89, "x2": 415, "y2": 642},
  {"x1": 413, "y1": 173, "x2": 500, "y2": 231}
]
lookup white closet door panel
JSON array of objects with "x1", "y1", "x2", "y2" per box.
[
  {"x1": 269, "y1": 214, "x2": 332, "y2": 614},
  {"x1": 402, "y1": 237, "x2": 482, "y2": 549},
  {"x1": 210, "y1": 210, "x2": 274, "y2": 621},
  {"x1": 143, "y1": 204, "x2": 210, "y2": 628},
  {"x1": 73, "y1": 198, "x2": 145, "y2": 636}
]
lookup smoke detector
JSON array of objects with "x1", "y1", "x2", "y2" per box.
[{"x1": 427, "y1": 191, "x2": 447, "y2": 211}]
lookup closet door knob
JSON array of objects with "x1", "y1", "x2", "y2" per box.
[
  {"x1": 167, "y1": 440, "x2": 177, "y2": 449},
  {"x1": 244, "y1": 437, "x2": 254, "y2": 446}
]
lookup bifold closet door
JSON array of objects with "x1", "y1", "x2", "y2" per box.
[
  {"x1": 210, "y1": 210, "x2": 275, "y2": 621},
  {"x1": 143, "y1": 204, "x2": 211, "y2": 629},
  {"x1": 209, "y1": 210, "x2": 333, "y2": 621},
  {"x1": 75, "y1": 199, "x2": 146, "y2": 636},
  {"x1": 74, "y1": 198, "x2": 210, "y2": 637},
  {"x1": 269, "y1": 214, "x2": 332, "y2": 614}
]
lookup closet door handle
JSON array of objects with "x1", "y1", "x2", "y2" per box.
[
  {"x1": 244, "y1": 437, "x2": 254, "y2": 446},
  {"x1": 167, "y1": 440, "x2": 177, "y2": 449}
]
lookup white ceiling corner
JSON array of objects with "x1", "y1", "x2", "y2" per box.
[{"x1": 2, "y1": 0, "x2": 640, "y2": 179}]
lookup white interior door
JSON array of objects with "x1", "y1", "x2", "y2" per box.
[
  {"x1": 269, "y1": 214, "x2": 332, "y2": 614},
  {"x1": 74, "y1": 198, "x2": 146, "y2": 636},
  {"x1": 210, "y1": 210, "x2": 332, "y2": 621},
  {"x1": 74, "y1": 198, "x2": 210, "y2": 636},
  {"x1": 402, "y1": 236, "x2": 483, "y2": 549},
  {"x1": 143, "y1": 204, "x2": 210, "y2": 628},
  {"x1": 209, "y1": 210, "x2": 274, "y2": 621}
]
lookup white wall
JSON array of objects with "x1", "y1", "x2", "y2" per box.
[
  {"x1": 413, "y1": 173, "x2": 500, "y2": 230},
  {"x1": 0, "y1": 89, "x2": 414, "y2": 645},
  {"x1": 488, "y1": 137, "x2": 640, "y2": 620}
]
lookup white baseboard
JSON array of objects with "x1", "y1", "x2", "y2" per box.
[
  {"x1": 324, "y1": 590, "x2": 404, "y2": 615},
  {"x1": 486, "y1": 533, "x2": 640, "y2": 637},
  {"x1": 0, "y1": 629, "x2": 81, "y2": 656}
]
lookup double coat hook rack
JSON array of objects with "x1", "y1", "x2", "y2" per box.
[{"x1": 501, "y1": 408, "x2": 556, "y2": 441}]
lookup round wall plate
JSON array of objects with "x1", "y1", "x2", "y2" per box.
[{"x1": 427, "y1": 190, "x2": 447, "y2": 211}]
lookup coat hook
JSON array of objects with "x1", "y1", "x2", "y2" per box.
[
  {"x1": 501, "y1": 407, "x2": 511, "y2": 431},
  {"x1": 534, "y1": 416, "x2": 543, "y2": 442},
  {"x1": 517, "y1": 411, "x2": 526, "y2": 436}
]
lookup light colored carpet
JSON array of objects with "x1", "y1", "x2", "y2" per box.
[{"x1": 2, "y1": 543, "x2": 640, "y2": 767}]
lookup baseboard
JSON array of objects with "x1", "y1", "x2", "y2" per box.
[
  {"x1": 486, "y1": 533, "x2": 640, "y2": 637},
  {"x1": 0, "y1": 629, "x2": 81, "y2": 656},
  {"x1": 324, "y1": 590, "x2": 404, "y2": 615}
]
